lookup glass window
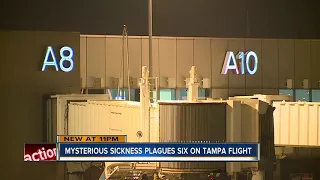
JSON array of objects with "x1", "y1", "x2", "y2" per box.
[
  {"x1": 312, "y1": 90, "x2": 320, "y2": 102},
  {"x1": 106, "y1": 89, "x2": 136, "y2": 100},
  {"x1": 295, "y1": 89, "x2": 310, "y2": 102},
  {"x1": 177, "y1": 88, "x2": 208, "y2": 100},
  {"x1": 198, "y1": 88, "x2": 206, "y2": 100},
  {"x1": 153, "y1": 89, "x2": 176, "y2": 100},
  {"x1": 279, "y1": 89, "x2": 294, "y2": 97},
  {"x1": 205, "y1": 89, "x2": 212, "y2": 98},
  {"x1": 177, "y1": 88, "x2": 188, "y2": 100}
]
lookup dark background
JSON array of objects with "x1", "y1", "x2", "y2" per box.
[{"x1": 0, "y1": 0, "x2": 319, "y2": 38}]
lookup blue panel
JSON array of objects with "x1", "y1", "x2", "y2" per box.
[
  {"x1": 295, "y1": 89, "x2": 310, "y2": 102},
  {"x1": 153, "y1": 89, "x2": 176, "y2": 100},
  {"x1": 312, "y1": 90, "x2": 320, "y2": 102},
  {"x1": 279, "y1": 89, "x2": 294, "y2": 97}
]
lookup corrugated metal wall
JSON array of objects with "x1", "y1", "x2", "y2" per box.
[
  {"x1": 158, "y1": 102, "x2": 226, "y2": 170},
  {"x1": 68, "y1": 102, "x2": 89, "y2": 135},
  {"x1": 273, "y1": 102, "x2": 320, "y2": 146},
  {"x1": 68, "y1": 101, "x2": 143, "y2": 142},
  {"x1": 80, "y1": 35, "x2": 320, "y2": 97},
  {"x1": 158, "y1": 102, "x2": 226, "y2": 142}
]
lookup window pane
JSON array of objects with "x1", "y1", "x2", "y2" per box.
[
  {"x1": 153, "y1": 89, "x2": 176, "y2": 100},
  {"x1": 177, "y1": 89, "x2": 188, "y2": 100},
  {"x1": 295, "y1": 89, "x2": 309, "y2": 102},
  {"x1": 198, "y1": 88, "x2": 206, "y2": 100},
  {"x1": 123, "y1": 89, "x2": 136, "y2": 100},
  {"x1": 177, "y1": 88, "x2": 208, "y2": 100},
  {"x1": 312, "y1": 90, "x2": 320, "y2": 102},
  {"x1": 205, "y1": 89, "x2": 212, "y2": 98},
  {"x1": 106, "y1": 89, "x2": 135, "y2": 100},
  {"x1": 279, "y1": 89, "x2": 293, "y2": 97}
]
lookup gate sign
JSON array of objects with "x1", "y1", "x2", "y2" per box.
[
  {"x1": 221, "y1": 51, "x2": 258, "y2": 75},
  {"x1": 42, "y1": 46, "x2": 74, "y2": 72}
]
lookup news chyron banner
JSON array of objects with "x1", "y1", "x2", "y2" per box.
[
  {"x1": 58, "y1": 143, "x2": 260, "y2": 162},
  {"x1": 24, "y1": 135, "x2": 126, "y2": 162},
  {"x1": 24, "y1": 135, "x2": 260, "y2": 162}
]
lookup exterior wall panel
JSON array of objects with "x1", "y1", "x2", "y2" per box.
[
  {"x1": 211, "y1": 38, "x2": 228, "y2": 88},
  {"x1": 261, "y1": 40, "x2": 279, "y2": 88},
  {"x1": 128, "y1": 38, "x2": 142, "y2": 79},
  {"x1": 294, "y1": 40, "x2": 311, "y2": 89},
  {"x1": 106, "y1": 37, "x2": 122, "y2": 88},
  {"x1": 194, "y1": 39, "x2": 211, "y2": 78},
  {"x1": 141, "y1": 37, "x2": 159, "y2": 74},
  {"x1": 159, "y1": 39, "x2": 177, "y2": 87},
  {"x1": 177, "y1": 39, "x2": 194, "y2": 87},
  {"x1": 87, "y1": 37, "x2": 105, "y2": 81},
  {"x1": 278, "y1": 39, "x2": 295, "y2": 88}
]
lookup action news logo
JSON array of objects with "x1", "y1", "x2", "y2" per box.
[{"x1": 24, "y1": 144, "x2": 57, "y2": 161}]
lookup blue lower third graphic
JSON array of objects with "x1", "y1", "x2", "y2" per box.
[{"x1": 57, "y1": 143, "x2": 260, "y2": 162}]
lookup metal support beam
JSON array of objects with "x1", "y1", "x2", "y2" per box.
[
  {"x1": 148, "y1": 0, "x2": 152, "y2": 75},
  {"x1": 148, "y1": 0, "x2": 159, "y2": 101}
]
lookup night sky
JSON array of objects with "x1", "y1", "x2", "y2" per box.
[{"x1": 0, "y1": 0, "x2": 319, "y2": 38}]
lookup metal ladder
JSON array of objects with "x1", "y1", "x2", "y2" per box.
[{"x1": 147, "y1": 77, "x2": 159, "y2": 103}]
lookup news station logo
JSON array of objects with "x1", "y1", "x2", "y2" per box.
[{"x1": 24, "y1": 144, "x2": 57, "y2": 161}]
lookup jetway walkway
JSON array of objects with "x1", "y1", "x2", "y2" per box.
[{"x1": 232, "y1": 95, "x2": 320, "y2": 151}]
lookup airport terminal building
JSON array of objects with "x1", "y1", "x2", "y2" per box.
[
  {"x1": 3, "y1": 0, "x2": 320, "y2": 179},
  {"x1": 3, "y1": 30, "x2": 320, "y2": 180}
]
